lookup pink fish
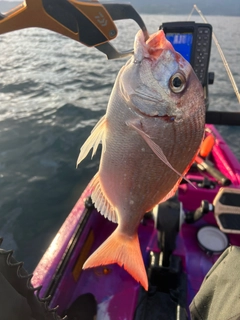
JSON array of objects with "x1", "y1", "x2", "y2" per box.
[{"x1": 77, "y1": 30, "x2": 205, "y2": 290}]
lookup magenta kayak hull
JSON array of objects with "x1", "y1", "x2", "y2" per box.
[{"x1": 32, "y1": 124, "x2": 240, "y2": 318}]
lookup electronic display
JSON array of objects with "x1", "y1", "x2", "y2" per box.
[
  {"x1": 161, "y1": 22, "x2": 212, "y2": 86},
  {"x1": 166, "y1": 33, "x2": 193, "y2": 62}
]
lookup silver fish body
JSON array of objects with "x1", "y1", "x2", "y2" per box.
[{"x1": 77, "y1": 30, "x2": 205, "y2": 290}]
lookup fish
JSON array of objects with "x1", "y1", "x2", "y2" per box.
[{"x1": 77, "y1": 29, "x2": 205, "y2": 291}]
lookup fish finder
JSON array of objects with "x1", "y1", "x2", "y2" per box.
[{"x1": 160, "y1": 22, "x2": 212, "y2": 87}]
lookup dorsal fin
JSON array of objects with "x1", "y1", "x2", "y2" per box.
[
  {"x1": 76, "y1": 115, "x2": 107, "y2": 167},
  {"x1": 91, "y1": 173, "x2": 118, "y2": 223}
]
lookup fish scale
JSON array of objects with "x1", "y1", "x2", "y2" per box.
[{"x1": 77, "y1": 29, "x2": 205, "y2": 290}]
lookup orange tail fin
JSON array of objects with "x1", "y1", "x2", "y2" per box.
[{"x1": 83, "y1": 228, "x2": 148, "y2": 291}]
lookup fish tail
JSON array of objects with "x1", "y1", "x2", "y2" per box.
[{"x1": 83, "y1": 228, "x2": 148, "y2": 291}]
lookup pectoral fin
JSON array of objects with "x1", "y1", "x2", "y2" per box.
[
  {"x1": 77, "y1": 115, "x2": 107, "y2": 167},
  {"x1": 126, "y1": 120, "x2": 195, "y2": 187}
]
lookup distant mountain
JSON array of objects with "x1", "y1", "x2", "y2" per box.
[
  {"x1": 130, "y1": 0, "x2": 240, "y2": 15},
  {"x1": 0, "y1": 0, "x2": 239, "y2": 16}
]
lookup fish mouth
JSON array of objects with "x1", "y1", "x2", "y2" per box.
[
  {"x1": 158, "y1": 114, "x2": 176, "y2": 122},
  {"x1": 132, "y1": 104, "x2": 175, "y2": 122},
  {"x1": 146, "y1": 30, "x2": 174, "y2": 59},
  {"x1": 134, "y1": 29, "x2": 174, "y2": 62}
]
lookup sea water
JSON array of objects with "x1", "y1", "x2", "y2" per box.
[{"x1": 0, "y1": 14, "x2": 239, "y2": 271}]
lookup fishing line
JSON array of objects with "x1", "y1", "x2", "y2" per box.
[{"x1": 188, "y1": 4, "x2": 240, "y2": 104}]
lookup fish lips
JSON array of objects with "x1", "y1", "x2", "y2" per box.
[{"x1": 134, "y1": 29, "x2": 174, "y2": 62}]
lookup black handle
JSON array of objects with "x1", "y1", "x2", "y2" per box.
[{"x1": 206, "y1": 111, "x2": 240, "y2": 126}]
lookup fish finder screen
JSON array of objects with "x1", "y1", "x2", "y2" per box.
[{"x1": 166, "y1": 33, "x2": 193, "y2": 62}]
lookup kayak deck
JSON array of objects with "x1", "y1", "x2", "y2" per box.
[{"x1": 32, "y1": 124, "x2": 240, "y2": 319}]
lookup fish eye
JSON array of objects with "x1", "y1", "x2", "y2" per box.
[{"x1": 169, "y1": 72, "x2": 186, "y2": 93}]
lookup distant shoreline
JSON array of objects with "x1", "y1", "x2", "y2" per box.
[{"x1": 0, "y1": 0, "x2": 239, "y2": 16}]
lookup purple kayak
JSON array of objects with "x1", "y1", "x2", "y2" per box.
[
  {"x1": 30, "y1": 18, "x2": 240, "y2": 320},
  {"x1": 1, "y1": 3, "x2": 240, "y2": 318},
  {"x1": 31, "y1": 122, "x2": 240, "y2": 319}
]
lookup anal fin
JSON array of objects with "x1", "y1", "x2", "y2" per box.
[
  {"x1": 91, "y1": 173, "x2": 118, "y2": 223},
  {"x1": 77, "y1": 115, "x2": 107, "y2": 167}
]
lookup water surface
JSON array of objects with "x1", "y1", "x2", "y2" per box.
[{"x1": 0, "y1": 14, "x2": 239, "y2": 271}]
